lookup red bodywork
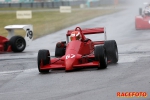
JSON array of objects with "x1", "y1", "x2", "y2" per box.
[
  {"x1": 0, "y1": 36, "x2": 11, "y2": 53},
  {"x1": 135, "y1": 15, "x2": 150, "y2": 29},
  {"x1": 40, "y1": 27, "x2": 107, "y2": 71}
]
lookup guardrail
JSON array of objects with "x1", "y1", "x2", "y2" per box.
[
  {"x1": 0, "y1": 1, "x2": 70, "y2": 8},
  {"x1": 0, "y1": 0, "x2": 116, "y2": 8}
]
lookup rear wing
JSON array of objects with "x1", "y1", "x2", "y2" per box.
[
  {"x1": 4, "y1": 25, "x2": 33, "y2": 46},
  {"x1": 67, "y1": 27, "x2": 107, "y2": 41}
]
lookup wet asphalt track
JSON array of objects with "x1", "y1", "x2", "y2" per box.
[{"x1": 0, "y1": 4, "x2": 150, "y2": 100}]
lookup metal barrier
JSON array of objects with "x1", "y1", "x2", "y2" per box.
[
  {"x1": 0, "y1": 0, "x2": 118, "y2": 8},
  {"x1": 0, "y1": 1, "x2": 70, "y2": 8}
]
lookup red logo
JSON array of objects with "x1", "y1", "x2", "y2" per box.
[{"x1": 117, "y1": 92, "x2": 148, "y2": 98}]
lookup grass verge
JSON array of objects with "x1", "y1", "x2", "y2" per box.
[{"x1": 0, "y1": 7, "x2": 119, "y2": 39}]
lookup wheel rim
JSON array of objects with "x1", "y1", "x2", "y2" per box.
[{"x1": 15, "y1": 38, "x2": 24, "y2": 49}]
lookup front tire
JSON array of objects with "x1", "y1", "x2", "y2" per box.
[
  {"x1": 94, "y1": 46, "x2": 107, "y2": 69},
  {"x1": 37, "y1": 50, "x2": 50, "y2": 73},
  {"x1": 9, "y1": 36, "x2": 26, "y2": 52}
]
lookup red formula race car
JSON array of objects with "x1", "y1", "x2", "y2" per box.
[
  {"x1": 135, "y1": 5, "x2": 150, "y2": 29},
  {"x1": 0, "y1": 25, "x2": 33, "y2": 53},
  {"x1": 37, "y1": 27, "x2": 118, "y2": 73}
]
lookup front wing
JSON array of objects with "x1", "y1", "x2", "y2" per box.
[{"x1": 40, "y1": 58, "x2": 99, "y2": 70}]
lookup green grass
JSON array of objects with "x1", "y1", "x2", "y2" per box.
[{"x1": 0, "y1": 7, "x2": 119, "y2": 39}]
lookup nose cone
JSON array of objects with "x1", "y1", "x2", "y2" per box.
[
  {"x1": 65, "y1": 41, "x2": 81, "y2": 71},
  {"x1": 65, "y1": 57, "x2": 75, "y2": 71},
  {"x1": 65, "y1": 49, "x2": 77, "y2": 71}
]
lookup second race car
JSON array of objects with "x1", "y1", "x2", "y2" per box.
[
  {"x1": 0, "y1": 25, "x2": 33, "y2": 53},
  {"x1": 135, "y1": 3, "x2": 150, "y2": 29},
  {"x1": 37, "y1": 27, "x2": 118, "y2": 73}
]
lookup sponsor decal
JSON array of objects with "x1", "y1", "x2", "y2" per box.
[
  {"x1": 16, "y1": 10, "x2": 32, "y2": 19},
  {"x1": 60, "y1": 6, "x2": 71, "y2": 13}
]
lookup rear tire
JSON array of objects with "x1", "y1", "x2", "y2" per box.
[
  {"x1": 139, "y1": 8, "x2": 142, "y2": 15},
  {"x1": 94, "y1": 46, "x2": 107, "y2": 69},
  {"x1": 37, "y1": 50, "x2": 50, "y2": 73},
  {"x1": 9, "y1": 36, "x2": 26, "y2": 52},
  {"x1": 55, "y1": 41, "x2": 66, "y2": 57},
  {"x1": 55, "y1": 48, "x2": 65, "y2": 57},
  {"x1": 104, "y1": 40, "x2": 118, "y2": 63}
]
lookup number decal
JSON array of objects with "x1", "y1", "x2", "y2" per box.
[
  {"x1": 26, "y1": 29, "x2": 33, "y2": 39},
  {"x1": 66, "y1": 54, "x2": 70, "y2": 59},
  {"x1": 66, "y1": 54, "x2": 75, "y2": 59},
  {"x1": 71, "y1": 54, "x2": 75, "y2": 58}
]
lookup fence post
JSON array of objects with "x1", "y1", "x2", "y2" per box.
[
  {"x1": 31, "y1": 2, "x2": 33, "y2": 8},
  {"x1": 68, "y1": 1, "x2": 70, "y2": 6},
  {"x1": 41, "y1": 2, "x2": 44, "y2": 8},
  {"x1": 19, "y1": 3, "x2": 22, "y2": 8},
  {"x1": 52, "y1": 2, "x2": 54, "y2": 8},
  {"x1": 9, "y1": 3, "x2": 11, "y2": 8},
  {"x1": 61, "y1": 1, "x2": 63, "y2": 6}
]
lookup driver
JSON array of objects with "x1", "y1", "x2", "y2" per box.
[
  {"x1": 144, "y1": 3, "x2": 150, "y2": 15},
  {"x1": 70, "y1": 31, "x2": 82, "y2": 41}
]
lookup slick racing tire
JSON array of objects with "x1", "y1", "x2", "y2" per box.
[
  {"x1": 55, "y1": 41, "x2": 66, "y2": 57},
  {"x1": 55, "y1": 48, "x2": 65, "y2": 57},
  {"x1": 104, "y1": 40, "x2": 118, "y2": 63},
  {"x1": 139, "y1": 8, "x2": 142, "y2": 15},
  {"x1": 94, "y1": 45, "x2": 107, "y2": 69},
  {"x1": 37, "y1": 50, "x2": 50, "y2": 73},
  {"x1": 9, "y1": 36, "x2": 26, "y2": 52}
]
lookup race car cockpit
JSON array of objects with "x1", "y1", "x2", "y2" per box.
[{"x1": 144, "y1": 3, "x2": 150, "y2": 16}]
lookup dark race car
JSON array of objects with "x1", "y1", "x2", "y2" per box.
[
  {"x1": 37, "y1": 27, "x2": 118, "y2": 73},
  {"x1": 0, "y1": 25, "x2": 33, "y2": 53}
]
